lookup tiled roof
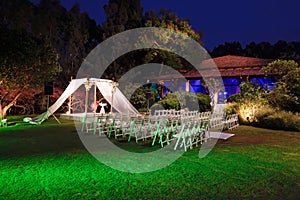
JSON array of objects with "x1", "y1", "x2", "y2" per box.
[
  {"x1": 199, "y1": 55, "x2": 272, "y2": 69},
  {"x1": 185, "y1": 55, "x2": 273, "y2": 78},
  {"x1": 152, "y1": 55, "x2": 273, "y2": 79},
  {"x1": 184, "y1": 68, "x2": 265, "y2": 78}
]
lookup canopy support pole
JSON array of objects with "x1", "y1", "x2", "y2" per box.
[
  {"x1": 93, "y1": 84, "x2": 97, "y2": 113},
  {"x1": 84, "y1": 79, "x2": 92, "y2": 114},
  {"x1": 109, "y1": 81, "x2": 118, "y2": 113}
]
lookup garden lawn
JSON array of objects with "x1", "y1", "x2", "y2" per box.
[{"x1": 0, "y1": 118, "x2": 299, "y2": 199}]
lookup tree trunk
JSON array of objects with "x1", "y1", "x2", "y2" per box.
[
  {"x1": 0, "y1": 104, "x2": 4, "y2": 120},
  {"x1": 0, "y1": 93, "x2": 22, "y2": 119}
]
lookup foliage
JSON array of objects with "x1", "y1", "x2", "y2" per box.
[
  {"x1": 254, "y1": 107, "x2": 300, "y2": 131},
  {"x1": 142, "y1": 9, "x2": 203, "y2": 72},
  {"x1": 101, "y1": 6, "x2": 203, "y2": 80},
  {"x1": 262, "y1": 59, "x2": 300, "y2": 112},
  {"x1": 0, "y1": 28, "x2": 61, "y2": 88},
  {"x1": 265, "y1": 82, "x2": 300, "y2": 112},
  {"x1": 143, "y1": 9, "x2": 202, "y2": 43},
  {"x1": 101, "y1": 0, "x2": 144, "y2": 80},
  {"x1": 202, "y1": 77, "x2": 224, "y2": 107},
  {"x1": 0, "y1": 0, "x2": 102, "y2": 115},
  {"x1": 262, "y1": 59, "x2": 298, "y2": 78},
  {"x1": 123, "y1": 83, "x2": 156, "y2": 111},
  {"x1": 0, "y1": 28, "x2": 61, "y2": 118},
  {"x1": 35, "y1": 1, "x2": 101, "y2": 84},
  {"x1": 0, "y1": 0, "x2": 101, "y2": 87},
  {"x1": 225, "y1": 102, "x2": 239, "y2": 115},
  {"x1": 210, "y1": 40, "x2": 300, "y2": 59},
  {"x1": 156, "y1": 91, "x2": 211, "y2": 111},
  {"x1": 195, "y1": 92, "x2": 212, "y2": 111},
  {"x1": 210, "y1": 41, "x2": 244, "y2": 57},
  {"x1": 226, "y1": 81, "x2": 269, "y2": 122},
  {"x1": 226, "y1": 94, "x2": 240, "y2": 103},
  {"x1": 227, "y1": 75, "x2": 300, "y2": 130},
  {"x1": 282, "y1": 68, "x2": 300, "y2": 98},
  {"x1": 0, "y1": 0, "x2": 34, "y2": 30},
  {"x1": 102, "y1": 0, "x2": 143, "y2": 36},
  {"x1": 156, "y1": 96, "x2": 180, "y2": 110}
]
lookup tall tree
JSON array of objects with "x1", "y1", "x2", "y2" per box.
[
  {"x1": 32, "y1": 0, "x2": 67, "y2": 45},
  {"x1": 101, "y1": 0, "x2": 143, "y2": 80},
  {"x1": 142, "y1": 9, "x2": 203, "y2": 71},
  {"x1": 32, "y1": 1, "x2": 101, "y2": 85},
  {"x1": 244, "y1": 41, "x2": 274, "y2": 58},
  {"x1": 0, "y1": 0, "x2": 34, "y2": 30},
  {"x1": 0, "y1": 28, "x2": 61, "y2": 119},
  {"x1": 210, "y1": 42, "x2": 243, "y2": 58},
  {"x1": 262, "y1": 60, "x2": 300, "y2": 112},
  {"x1": 102, "y1": 0, "x2": 143, "y2": 38},
  {"x1": 211, "y1": 40, "x2": 300, "y2": 59},
  {"x1": 62, "y1": 3, "x2": 89, "y2": 78}
]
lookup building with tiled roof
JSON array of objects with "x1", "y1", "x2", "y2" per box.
[
  {"x1": 184, "y1": 55, "x2": 272, "y2": 77},
  {"x1": 158, "y1": 55, "x2": 275, "y2": 102}
]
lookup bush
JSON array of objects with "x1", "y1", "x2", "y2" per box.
[
  {"x1": 226, "y1": 94, "x2": 241, "y2": 103},
  {"x1": 158, "y1": 98, "x2": 180, "y2": 110},
  {"x1": 123, "y1": 83, "x2": 156, "y2": 110},
  {"x1": 156, "y1": 91, "x2": 211, "y2": 112},
  {"x1": 225, "y1": 102, "x2": 239, "y2": 115},
  {"x1": 254, "y1": 108, "x2": 300, "y2": 131},
  {"x1": 149, "y1": 103, "x2": 165, "y2": 115},
  {"x1": 226, "y1": 103, "x2": 300, "y2": 131},
  {"x1": 266, "y1": 85, "x2": 300, "y2": 113},
  {"x1": 226, "y1": 101, "x2": 268, "y2": 123},
  {"x1": 195, "y1": 93, "x2": 211, "y2": 112}
]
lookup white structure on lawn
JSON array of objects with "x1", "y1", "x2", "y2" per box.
[{"x1": 27, "y1": 78, "x2": 139, "y2": 124}]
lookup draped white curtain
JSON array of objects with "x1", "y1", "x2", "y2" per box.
[
  {"x1": 48, "y1": 78, "x2": 87, "y2": 114},
  {"x1": 95, "y1": 81, "x2": 139, "y2": 115},
  {"x1": 30, "y1": 78, "x2": 139, "y2": 124}
]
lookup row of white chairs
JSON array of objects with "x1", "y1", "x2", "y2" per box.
[
  {"x1": 80, "y1": 113, "x2": 209, "y2": 150},
  {"x1": 210, "y1": 113, "x2": 225, "y2": 129},
  {"x1": 79, "y1": 111, "x2": 239, "y2": 151},
  {"x1": 223, "y1": 114, "x2": 239, "y2": 130}
]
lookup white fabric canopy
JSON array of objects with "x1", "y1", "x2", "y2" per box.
[
  {"x1": 95, "y1": 81, "x2": 138, "y2": 115},
  {"x1": 28, "y1": 78, "x2": 139, "y2": 124}
]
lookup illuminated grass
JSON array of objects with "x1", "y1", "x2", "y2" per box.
[{"x1": 0, "y1": 120, "x2": 299, "y2": 199}]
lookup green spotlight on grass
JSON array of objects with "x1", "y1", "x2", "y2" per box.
[{"x1": 0, "y1": 120, "x2": 299, "y2": 199}]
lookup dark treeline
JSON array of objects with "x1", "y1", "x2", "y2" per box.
[
  {"x1": 210, "y1": 41, "x2": 300, "y2": 59},
  {"x1": 1, "y1": 0, "x2": 299, "y2": 118},
  {"x1": 0, "y1": 0, "x2": 203, "y2": 116},
  {"x1": 1, "y1": 0, "x2": 101, "y2": 87},
  {"x1": 2, "y1": 0, "x2": 299, "y2": 84},
  {"x1": 0, "y1": 0, "x2": 203, "y2": 86}
]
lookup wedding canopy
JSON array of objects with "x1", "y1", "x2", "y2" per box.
[{"x1": 27, "y1": 78, "x2": 139, "y2": 124}]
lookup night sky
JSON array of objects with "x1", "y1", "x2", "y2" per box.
[{"x1": 59, "y1": 0, "x2": 300, "y2": 50}]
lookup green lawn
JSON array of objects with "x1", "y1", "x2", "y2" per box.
[{"x1": 0, "y1": 118, "x2": 299, "y2": 199}]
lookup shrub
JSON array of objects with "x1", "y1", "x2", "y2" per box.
[
  {"x1": 158, "y1": 97, "x2": 180, "y2": 110},
  {"x1": 195, "y1": 93, "x2": 211, "y2": 111},
  {"x1": 262, "y1": 60, "x2": 300, "y2": 113},
  {"x1": 226, "y1": 101, "x2": 268, "y2": 123},
  {"x1": 149, "y1": 103, "x2": 166, "y2": 115},
  {"x1": 227, "y1": 103, "x2": 300, "y2": 131},
  {"x1": 157, "y1": 91, "x2": 211, "y2": 112},
  {"x1": 254, "y1": 108, "x2": 300, "y2": 131},
  {"x1": 225, "y1": 102, "x2": 239, "y2": 115},
  {"x1": 123, "y1": 83, "x2": 156, "y2": 110},
  {"x1": 226, "y1": 94, "x2": 241, "y2": 103},
  {"x1": 225, "y1": 81, "x2": 269, "y2": 123},
  {"x1": 266, "y1": 84, "x2": 300, "y2": 113}
]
